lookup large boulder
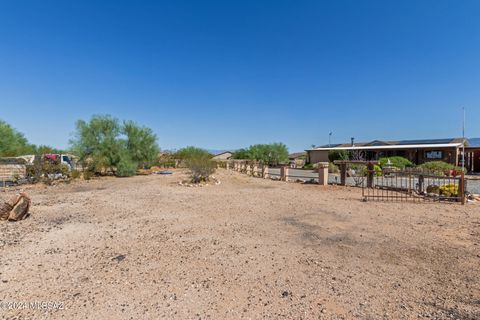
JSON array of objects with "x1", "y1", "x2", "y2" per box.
[{"x1": 0, "y1": 193, "x2": 31, "y2": 221}]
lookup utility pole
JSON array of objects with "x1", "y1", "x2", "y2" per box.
[
  {"x1": 329, "y1": 132, "x2": 332, "y2": 147},
  {"x1": 462, "y1": 106, "x2": 465, "y2": 171}
]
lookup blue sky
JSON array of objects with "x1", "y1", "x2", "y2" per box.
[{"x1": 0, "y1": 0, "x2": 479, "y2": 152}]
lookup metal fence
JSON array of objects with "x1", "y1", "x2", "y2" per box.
[{"x1": 362, "y1": 168, "x2": 465, "y2": 204}]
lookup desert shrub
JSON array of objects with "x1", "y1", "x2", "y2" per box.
[
  {"x1": 379, "y1": 156, "x2": 413, "y2": 169},
  {"x1": 83, "y1": 170, "x2": 93, "y2": 180},
  {"x1": 156, "y1": 153, "x2": 176, "y2": 168},
  {"x1": 71, "y1": 170, "x2": 81, "y2": 179},
  {"x1": 418, "y1": 161, "x2": 465, "y2": 175},
  {"x1": 26, "y1": 155, "x2": 71, "y2": 183},
  {"x1": 303, "y1": 163, "x2": 314, "y2": 170},
  {"x1": 373, "y1": 164, "x2": 382, "y2": 176},
  {"x1": 176, "y1": 147, "x2": 216, "y2": 183},
  {"x1": 328, "y1": 162, "x2": 339, "y2": 173},
  {"x1": 186, "y1": 155, "x2": 216, "y2": 183},
  {"x1": 348, "y1": 164, "x2": 367, "y2": 186}
]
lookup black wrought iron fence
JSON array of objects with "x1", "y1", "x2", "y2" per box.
[{"x1": 362, "y1": 168, "x2": 465, "y2": 204}]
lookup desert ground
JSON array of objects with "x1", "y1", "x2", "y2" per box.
[{"x1": 0, "y1": 169, "x2": 479, "y2": 320}]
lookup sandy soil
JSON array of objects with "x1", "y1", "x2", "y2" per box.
[{"x1": 0, "y1": 169, "x2": 479, "y2": 319}]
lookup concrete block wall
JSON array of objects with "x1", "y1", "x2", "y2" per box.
[{"x1": 0, "y1": 164, "x2": 27, "y2": 181}]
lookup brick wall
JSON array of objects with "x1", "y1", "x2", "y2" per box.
[{"x1": 0, "y1": 164, "x2": 27, "y2": 181}]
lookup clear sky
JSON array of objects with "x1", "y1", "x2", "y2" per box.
[{"x1": 0, "y1": 0, "x2": 479, "y2": 152}]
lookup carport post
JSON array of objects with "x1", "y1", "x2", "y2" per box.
[{"x1": 318, "y1": 162, "x2": 329, "y2": 185}]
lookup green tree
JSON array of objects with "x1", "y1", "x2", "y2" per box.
[
  {"x1": 34, "y1": 145, "x2": 65, "y2": 155},
  {"x1": 232, "y1": 148, "x2": 251, "y2": 160},
  {"x1": 123, "y1": 120, "x2": 160, "y2": 167},
  {"x1": 0, "y1": 120, "x2": 36, "y2": 156},
  {"x1": 379, "y1": 156, "x2": 413, "y2": 169},
  {"x1": 70, "y1": 115, "x2": 125, "y2": 174},
  {"x1": 232, "y1": 143, "x2": 288, "y2": 166},
  {"x1": 70, "y1": 115, "x2": 159, "y2": 177},
  {"x1": 175, "y1": 146, "x2": 212, "y2": 160}
]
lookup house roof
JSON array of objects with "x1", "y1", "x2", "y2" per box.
[
  {"x1": 467, "y1": 138, "x2": 480, "y2": 148},
  {"x1": 213, "y1": 151, "x2": 232, "y2": 156},
  {"x1": 288, "y1": 152, "x2": 306, "y2": 159},
  {"x1": 308, "y1": 138, "x2": 467, "y2": 151},
  {"x1": 309, "y1": 143, "x2": 463, "y2": 151}
]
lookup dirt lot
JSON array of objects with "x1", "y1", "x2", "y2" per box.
[{"x1": 0, "y1": 169, "x2": 479, "y2": 319}]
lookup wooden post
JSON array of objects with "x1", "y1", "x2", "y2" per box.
[
  {"x1": 367, "y1": 162, "x2": 374, "y2": 188},
  {"x1": 318, "y1": 162, "x2": 329, "y2": 185},
  {"x1": 340, "y1": 164, "x2": 347, "y2": 186},
  {"x1": 459, "y1": 171, "x2": 465, "y2": 205},
  {"x1": 280, "y1": 166, "x2": 289, "y2": 182}
]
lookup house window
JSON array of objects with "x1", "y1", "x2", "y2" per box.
[{"x1": 425, "y1": 150, "x2": 443, "y2": 159}]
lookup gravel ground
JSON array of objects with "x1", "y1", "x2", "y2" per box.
[{"x1": 0, "y1": 169, "x2": 479, "y2": 319}]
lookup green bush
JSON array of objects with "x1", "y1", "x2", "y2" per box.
[
  {"x1": 303, "y1": 163, "x2": 314, "y2": 170},
  {"x1": 26, "y1": 155, "x2": 71, "y2": 183},
  {"x1": 418, "y1": 161, "x2": 465, "y2": 175},
  {"x1": 373, "y1": 164, "x2": 382, "y2": 176},
  {"x1": 379, "y1": 156, "x2": 413, "y2": 169}
]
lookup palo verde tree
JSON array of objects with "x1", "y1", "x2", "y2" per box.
[
  {"x1": 0, "y1": 120, "x2": 36, "y2": 157},
  {"x1": 123, "y1": 120, "x2": 160, "y2": 168},
  {"x1": 70, "y1": 115, "x2": 159, "y2": 177}
]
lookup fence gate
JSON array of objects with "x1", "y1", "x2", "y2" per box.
[{"x1": 362, "y1": 168, "x2": 465, "y2": 204}]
